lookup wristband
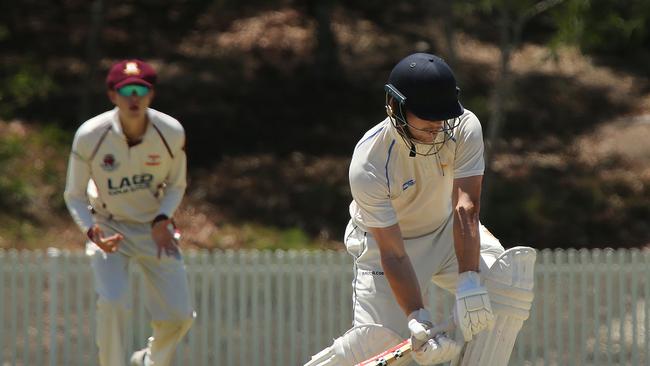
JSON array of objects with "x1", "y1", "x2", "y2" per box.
[
  {"x1": 87, "y1": 227, "x2": 95, "y2": 241},
  {"x1": 151, "y1": 214, "x2": 169, "y2": 227}
]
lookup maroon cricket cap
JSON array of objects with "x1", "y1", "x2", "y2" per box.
[{"x1": 106, "y1": 59, "x2": 157, "y2": 89}]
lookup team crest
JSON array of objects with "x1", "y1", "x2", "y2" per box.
[
  {"x1": 123, "y1": 62, "x2": 141, "y2": 75},
  {"x1": 101, "y1": 154, "x2": 119, "y2": 171}
]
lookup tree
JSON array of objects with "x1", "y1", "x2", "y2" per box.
[
  {"x1": 480, "y1": 0, "x2": 569, "y2": 161},
  {"x1": 461, "y1": 0, "x2": 578, "y2": 212},
  {"x1": 79, "y1": 0, "x2": 105, "y2": 122}
]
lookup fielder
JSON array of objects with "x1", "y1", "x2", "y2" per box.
[
  {"x1": 305, "y1": 53, "x2": 535, "y2": 366},
  {"x1": 64, "y1": 59, "x2": 194, "y2": 366}
]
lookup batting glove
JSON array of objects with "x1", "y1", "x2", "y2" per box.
[
  {"x1": 454, "y1": 271, "x2": 494, "y2": 341},
  {"x1": 408, "y1": 309, "x2": 460, "y2": 365}
]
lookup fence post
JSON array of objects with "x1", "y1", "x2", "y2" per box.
[
  {"x1": 0, "y1": 249, "x2": 4, "y2": 364},
  {"x1": 35, "y1": 250, "x2": 45, "y2": 366},
  {"x1": 630, "y1": 248, "x2": 639, "y2": 365},
  {"x1": 5, "y1": 247, "x2": 650, "y2": 365},
  {"x1": 9, "y1": 249, "x2": 18, "y2": 366},
  {"x1": 48, "y1": 248, "x2": 61, "y2": 366},
  {"x1": 21, "y1": 251, "x2": 32, "y2": 366},
  {"x1": 579, "y1": 248, "x2": 590, "y2": 365},
  {"x1": 645, "y1": 250, "x2": 650, "y2": 365},
  {"x1": 567, "y1": 249, "x2": 576, "y2": 364}
]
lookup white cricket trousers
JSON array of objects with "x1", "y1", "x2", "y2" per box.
[
  {"x1": 88, "y1": 218, "x2": 194, "y2": 366},
  {"x1": 345, "y1": 214, "x2": 505, "y2": 338}
]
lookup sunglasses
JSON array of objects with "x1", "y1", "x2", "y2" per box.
[{"x1": 116, "y1": 84, "x2": 150, "y2": 97}]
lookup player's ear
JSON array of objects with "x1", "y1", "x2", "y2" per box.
[
  {"x1": 107, "y1": 89, "x2": 117, "y2": 105},
  {"x1": 386, "y1": 97, "x2": 396, "y2": 116}
]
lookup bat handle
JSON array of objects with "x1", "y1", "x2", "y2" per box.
[{"x1": 426, "y1": 316, "x2": 456, "y2": 337}]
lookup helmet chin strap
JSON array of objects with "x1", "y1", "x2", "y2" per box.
[{"x1": 386, "y1": 98, "x2": 417, "y2": 158}]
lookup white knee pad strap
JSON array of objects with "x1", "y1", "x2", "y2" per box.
[
  {"x1": 458, "y1": 246, "x2": 537, "y2": 366},
  {"x1": 304, "y1": 324, "x2": 402, "y2": 366}
]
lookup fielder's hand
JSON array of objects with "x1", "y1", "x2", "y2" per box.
[
  {"x1": 408, "y1": 309, "x2": 460, "y2": 365},
  {"x1": 152, "y1": 218, "x2": 180, "y2": 259},
  {"x1": 87, "y1": 225, "x2": 123, "y2": 254},
  {"x1": 454, "y1": 271, "x2": 494, "y2": 341}
]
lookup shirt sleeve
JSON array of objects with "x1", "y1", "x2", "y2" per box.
[
  {"x1": 63, "y1": 137, "x2": 95, "y2": 233},
  {"x1": 454, "y1": 113, "x2": 485, "y2": 178},
  {"x1": 157, "y1": 134, "x2": 187, "y2": 218},
  {"x1": 349, "y1": 162, "x2": 398, "y2": 228}
]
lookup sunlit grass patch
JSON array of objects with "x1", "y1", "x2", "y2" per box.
[{"x1": 206, "y1": 222, "x2": 338, "y2": 251}]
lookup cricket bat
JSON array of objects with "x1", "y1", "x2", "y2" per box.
[
  {"x1": 356, "y1": 338, "x2": 413, "y2": 366},
  {"x1": 355, "y1": 319, "x2": 455, "y2": 366}
]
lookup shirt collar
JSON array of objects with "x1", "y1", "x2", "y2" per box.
[
  {"x1": 109, "y1": 107, "x2": 153, "y2": 139},
  {"x1": 385, "y1": 116, "x2": 450, "y2": 157},
  {"x1": 385, "y1": 117, "x2": 411, "y2": 152},
  {"x1": 110, "y1": 107, "x2": 123, "y2": 135}
]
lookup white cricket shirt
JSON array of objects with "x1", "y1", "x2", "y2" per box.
[
  {"x1": 348, "y1": 109, "x2": 485, "y2": 238},
  {"x1": 64, "y1": 107, "x2": 187, "y2": 233}
]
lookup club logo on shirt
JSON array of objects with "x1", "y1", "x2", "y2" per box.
[
  {"x1": 402, "y1": 179, "x2": 415, "y2": 191},
  {"x1": 101, "y1": 154, "x2": 119, "y2": 171},
  {"x1": 145, "y1": 154, "x2": 161, "y2": 166}
]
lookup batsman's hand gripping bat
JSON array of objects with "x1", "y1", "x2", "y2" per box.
[{"x1": 355, "y1": 318, "x2": 456, "y2": 366}]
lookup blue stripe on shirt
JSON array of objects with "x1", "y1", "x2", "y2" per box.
[
  {"x1": 355, "y1": 126, "x2": 384, "y2": 150},
  {"x1": 385, "y1": 139, "x2": 396, "y2": 195}
]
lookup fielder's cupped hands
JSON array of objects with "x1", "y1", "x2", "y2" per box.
[
  {"x1": 88, "y1": 224, "x2": 123, "y2": 253},
  {"x1": 407, "y1": 308, "x2": 460, "y2": 364},
  {"x1": 152, "y1": 218, "x2": 180, "y2": 259},
  {"x1": 454, "y1": 270, "x2": 495, "y2": 341}
]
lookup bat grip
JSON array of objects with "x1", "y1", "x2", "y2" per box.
[{"x1": 426, "y1": 315, "x2": 456, "y2": 337}]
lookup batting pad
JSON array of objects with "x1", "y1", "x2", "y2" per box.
[
  {"x1": 304, "y1": 324, "x2": 402, "y2": 366},
  {"x1": 456, "y1": 246, "x2": 537, "y2": 366}
]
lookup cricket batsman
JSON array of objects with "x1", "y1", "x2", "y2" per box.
[
  {"x1": 305, "y1": 53, "x2": 536, "y2": 365},
  {"x1": 64, "y1": 59, "x2": 194, "y2": 366}
]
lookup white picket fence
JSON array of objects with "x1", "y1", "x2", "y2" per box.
[{"x1": 0, "y1": 248, "x2": 648, "y2": 366}]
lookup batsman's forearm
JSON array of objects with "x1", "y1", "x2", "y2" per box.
[
  {"x1": 381, "y1": 254, "x2": 424, "y2": 316},
  {"x1": 453, "y1": 205, "x2": 480, "y2": 272}
]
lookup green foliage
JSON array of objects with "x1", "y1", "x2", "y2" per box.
[
  {"x1": 0, "y1": 135, "x2": 30, "y2": 209},
  {"x1": 0, "y1": 63, "x2": 56, "y2": 119},
  {"x1": 0, "y1": 0, "x2": 646, "y2": 249},
  {"x1": 212, "y1": 223, "x2": 320, "y2": 250},
  {"x1": 0, "y1": 123, "x2": 69, "y2": 215},
  {"x1": 477, "y1": 0, "x2": 536, "y2": 14},
  {"x1": 485, "y1": 160, "x2": 649, "y2": 248},
  {"x1": 551, "y1": 0, "x2": 650, "y2": 54},
  {"x1": 0, "y1": 24, "x2": 9, "y2": 41},
  {"x1": 452, "y1": 0, "x2": 649, "y2": 58},
  {"x1": 0, "y1": 218, "x2": 41, "y2": 250},
  {"x1": 548, "y1": 0, "x2": 587, "y2": 49}
]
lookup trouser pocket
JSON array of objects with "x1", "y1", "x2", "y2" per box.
[{"x1": 344, "y1": 221, "x2": 366, "y2": 259}]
